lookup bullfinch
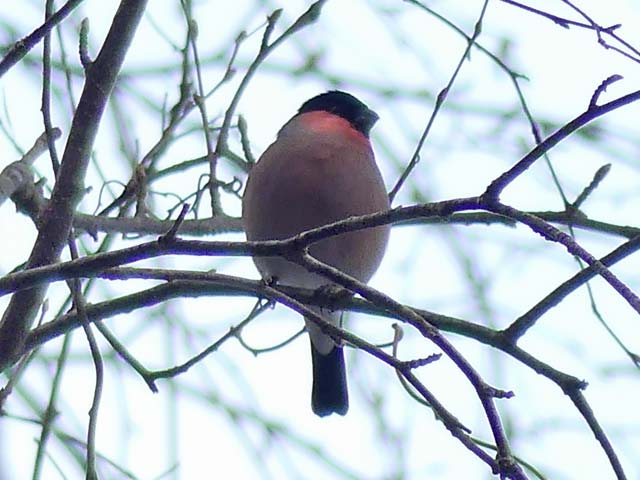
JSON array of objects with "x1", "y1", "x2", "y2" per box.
[{"x1": 242, "y1": 91, "x2": 390, "y2": 416}]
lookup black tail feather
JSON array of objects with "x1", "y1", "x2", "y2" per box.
[{"x1": 310, "y1": 343, "x2": 348, "y2": 417}]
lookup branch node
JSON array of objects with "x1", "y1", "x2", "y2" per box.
[
  {"x1": 159, "y1": 203, "x2": 190, "y2": 242},
  {"x1": 402, "y1": 353, "x2": 442, "y2": 369},
  {"x1": 260, "y1": 9, "x2": 282, "y2": 51},
  {"x1": 79, "y1": 18, "x2": 92, "y2": 69},
  {"x1": 485, "y1": 385, "x2": 515, "y2": 399},
  {"x1": 238, "y1": 115, "x2": 255, "y2": 165},
  {"x1": 589, "y1": 74, "x2": 623, "y2": 109},
  {"x1": 572, "y1": 163, "x2": 611, "y2": 209}
]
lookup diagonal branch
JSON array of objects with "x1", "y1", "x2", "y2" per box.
[
  {"x1": 0, "y1": 0, "x2": 87, "y2": 78},
  {"x1": 483, "y1": 88, "x2": 640, "y2": 199}
]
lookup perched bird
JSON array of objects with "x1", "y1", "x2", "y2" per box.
[{"x1": 242, "y1": 91, "x2": 390, "y2": 416}]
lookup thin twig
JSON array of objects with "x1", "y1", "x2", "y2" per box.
[{"x1": 389, "y1": 0, "x2": 490, "y2": 202}]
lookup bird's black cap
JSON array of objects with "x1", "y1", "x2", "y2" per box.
[{"x1": 298, "y1": 90, "x2": 379, "y2": 137}]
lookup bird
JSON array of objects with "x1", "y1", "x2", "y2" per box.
[{"x1": 242, "y1": 90, "x2": 390, "y2": 416}]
